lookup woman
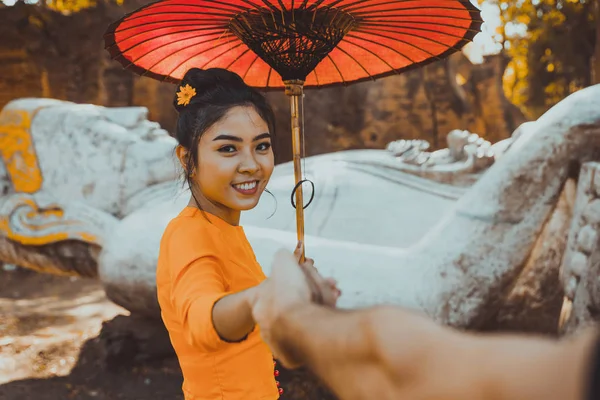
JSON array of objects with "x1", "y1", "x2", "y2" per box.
[{"x1": 156, "y1": 67, "x2": 337, "y2": 400}]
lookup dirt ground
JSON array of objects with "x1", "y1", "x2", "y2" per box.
[{"x1": 0, "y1": 267, "x2": 184, "y2": 400}]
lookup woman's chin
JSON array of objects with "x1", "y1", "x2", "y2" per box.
[{"x1": 228, "y1": 197, "x2": 260, "y2": 211}]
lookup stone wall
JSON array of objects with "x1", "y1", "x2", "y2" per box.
[
  {"x1": 0, "y1": 3, "x2": 525, "y2": 165},
  {"x1": 560, "y1": 162, "x2": 600, "y2": 333}
]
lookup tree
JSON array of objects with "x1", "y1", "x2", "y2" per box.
[
  {"x1": 1, "y1": 0, "x2": 124, "y2": 13},
  {"x1": 593, "y1": 0, "x2": 600, "y2": 84},
  {"x1": 490, "y1": 0, "x2": 596, "y2": 118}
]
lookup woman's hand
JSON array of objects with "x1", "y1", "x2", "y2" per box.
[{"x1": 293, "y1": 241, "x2": 341, "y2": 307}]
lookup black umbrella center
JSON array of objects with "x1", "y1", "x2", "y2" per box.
[{"x1": 229, "y1": 7, "x2": 359, "y2": 82}]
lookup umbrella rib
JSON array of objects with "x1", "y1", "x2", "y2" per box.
[
  {"x1": 337, "y1": 0, "x2": 478, "y2": 13},
  {"x1": 254, "y1": 0, "x2": 281, "y2": 11},
  {"x1": 334, "y1": 46, "x2": 375, "y2": 81},
  {"x1": 107, "y1": 24, "x2": 222, "y2": 48},
  {"x1": 198, "y1": 0, "x2": 255, "y2": 12},
  {"x1": 361, "y1": 20, "x2": 481, "y2": 33},
  {"x1": 266, "y1": 67, "x2": 273, "y2": 87},
  {"x1": 120, "y1": 34, "x2": 230, "y2": 66},
  {"x1": 349, "y1": 29, "x2": 465, "y2": 55},
  {"x1": 162, "y1": 40, "x2": 247, "y2": 80},
  {"x1": 354, "y1": 24, "x2": 467, "y2": 41},
  {"x1": 320, "y1": 0, "x2": 344, "y2": 9},
  {"x1": 114, "y1": 19, "x2": 227, "y2": 35},
  {"x1": 326, "y1": 54, "x2": 346, "y2": 85},
  {"x1": 328, "y1": 5, "x2": 347, "y2": 34},
  {"x1": 231, "y1": 0, "x2": 274, "y2": 32},
  {"x1": 348, "y1": 29, "x2": 436, "y2": 59},
  {"x1": 309, "y1": 0, "x2": 330, "y2": 11},
  {"x1": 123, "y1": 4, "x2": 239, "y2": 18},
  {"x1": 338, "y1": 39, "x2": 400, "y2": 74},
  {"x1": 157, "y1": 40, "x2": 242, "y2": 80},
  {"x1": 313, "y1": 67, "x2": 320, "y2": 87},
  {"x1": 362, "y1": 14, "x2": 477, "y2": 22},
  {"x1": 352, "y1": 10, "x2": 482, "y2": 22},
  {"x1": 110, "y1": 27, "x2": 226, "y2": 54},
  {"x1": 334, "y1": 0, "x2": 390, "y2": 11},
  {"x1": 115, "y1": 0, "x2": 246, "y2": 20},
  {"x1": 342, "y1": 34, "x2": 416, "y2": 65},
  {"x1": 231, "y1": 0, "x2": 271, "y2": 12},
  {"x1": 343, "y1": 0, "x2": 477, "y2": 13},
  {"x1": 122, "y1": 12, "x2": 230, "y2": 21},
  {"x1": 241, "y1": 54, "x2": 260, "y2": 81},
  {"x1": 139, "y1": 37, "x2": 240, "y2": 80},
  {"x1": 225, "y1": 47, "x2": 253, "y2": 70}
]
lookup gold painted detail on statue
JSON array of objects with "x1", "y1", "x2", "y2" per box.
[{"x1": 0, "y1": 108, "x2": 44, "y2": 193}]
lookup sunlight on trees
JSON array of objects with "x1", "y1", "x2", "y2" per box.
[
  {"x1": 1, "y1": 0, "x2": 598, "y2": 118},
  {"x1": 484, "y1": 0, "x2": 597, "y2": 118},
  {"x1": 0, "y1": 0, "x2": 124, "y2": 13}
]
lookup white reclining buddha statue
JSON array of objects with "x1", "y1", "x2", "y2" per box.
[{"x1": 1, "y1": 86, "x2": 600, "y2": 339}]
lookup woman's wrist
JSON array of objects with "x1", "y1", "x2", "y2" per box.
[{"x1": 243, "y1": 284, "x2": 261, "y2": 323}]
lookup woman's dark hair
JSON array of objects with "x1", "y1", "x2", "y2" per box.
[{"x1": 173, "y1": 68, "x2": 277, "y2": 216}]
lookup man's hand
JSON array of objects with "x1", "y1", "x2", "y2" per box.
[
  {"x1": 252, "y1": 244, "x2": 340, "y2": 367},
  {"x1": 251, "y1": 249, "x2": 312, "y2": 368},
  {"x1": 293, "y1": 241, "x2": 341, "y2": 307}
]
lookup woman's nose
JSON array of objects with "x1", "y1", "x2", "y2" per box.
[{"x1": 238, "y1": 151, "x2": 259, "y2": 173}]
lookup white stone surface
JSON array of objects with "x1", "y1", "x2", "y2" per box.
[
  {"x1": 5, "y1": 84, "x2": 600, "y2": 329},
  {"x1": 577, "y1": 225, "x2": 597, "y2": 254},
  {"x1": 0, "y1": 191, "x2": 118, "y2": 245},
  {"x1": 3, "y1": 99, "x2": 179, "y2": 217}
]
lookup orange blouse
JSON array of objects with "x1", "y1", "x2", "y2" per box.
[{"x1": 156, "y1": 207, "x2": 279, "y2": 400}]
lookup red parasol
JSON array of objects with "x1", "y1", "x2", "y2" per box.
[{"x1": 104, "y1": 0, "x2": 482, "y2": 260}]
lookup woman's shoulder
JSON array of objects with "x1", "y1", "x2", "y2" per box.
[{"x1": 161, "y1": 208, "x2": 225, "y2": 253}]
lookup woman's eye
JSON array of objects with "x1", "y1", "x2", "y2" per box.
[
  {"x1": 257, "y1": 142, "x2": 271, "y2": 151},
  {"x1": 218, "y1": 145, "x2": 236, "y2": 153}
]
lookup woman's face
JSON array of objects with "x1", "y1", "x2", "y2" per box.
[{"x1": 189, "y1": 105, "x2": 275, "y2": 216}]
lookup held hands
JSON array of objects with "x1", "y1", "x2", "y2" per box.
[
  {"x1": 249, "y1": 242, "x2": 341, "y2": 368},
  {"x1": 293, "y1": 241, "x2": 341, "y2": 308}
]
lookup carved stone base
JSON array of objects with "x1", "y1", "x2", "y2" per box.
[
  {"x1": 560, "y1": 162, "x2": 600, "y2": 334},
  {"x1": 0, "y1": 235, "x2": 99, "y2": 278}
]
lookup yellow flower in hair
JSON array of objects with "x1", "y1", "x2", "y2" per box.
[{"x1": 176, "y1": 84, "x2": 197, "y2": 106}]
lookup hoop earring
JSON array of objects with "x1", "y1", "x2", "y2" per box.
[{"x1": 264, "y1": 189, "x2": 278, "y2": 220}]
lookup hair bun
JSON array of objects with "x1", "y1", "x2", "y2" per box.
[{"x1": 173, "y1": 68, "x2": 247, "y2": 112}]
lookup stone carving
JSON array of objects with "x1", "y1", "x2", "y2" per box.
[
  {"x1": 559, "y1": 162, "x2": 600, "y2": 333},
  {"x1": 385, "y1": 129, "x2": 501, "y2": 186},
  {"x1": 3, "y1": 87, "x2": 600, "y2": 400},
  {"x1": 2, "y1": 86, "x2": 600, "y2": 371}
]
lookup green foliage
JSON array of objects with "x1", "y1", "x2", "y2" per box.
[
  {"x1": 43, "y1": 0, "x2": 123, "y2": 13},
  {"x1": 489, "y1": 0, "x2": 597, "y2": 118}
]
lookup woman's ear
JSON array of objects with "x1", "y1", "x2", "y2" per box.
[{"x1": 175, "y1": 145, "x2": 191, "y2": 175}]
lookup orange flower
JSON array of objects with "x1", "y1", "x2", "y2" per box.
[{"x1": 176, "y1": 84, "x2": 197, "y2": 106}]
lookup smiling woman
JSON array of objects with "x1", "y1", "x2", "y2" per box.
[
  {"x1": 182, "y1": 105, "x2": 275, "y2": 223},
  {"x1": 155, "y1": 68, "x2": 286, "y2": 400}
]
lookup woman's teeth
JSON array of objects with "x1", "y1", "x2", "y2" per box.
[{"x1": 234, "y1": 181, "x2": 257, "y2": 191}]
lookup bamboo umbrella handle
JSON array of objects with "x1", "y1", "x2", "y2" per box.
[{"x1": 286, "y1": 81, "x2": 306, "y2": 263}]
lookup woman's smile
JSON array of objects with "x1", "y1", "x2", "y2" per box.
[{"x1": 232, "y1": 180, "x2": 260, "y2": 195}]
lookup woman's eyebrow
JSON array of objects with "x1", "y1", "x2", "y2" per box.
[{"x1": 212, "y1": 133, "x2": 271, "y2": 142}]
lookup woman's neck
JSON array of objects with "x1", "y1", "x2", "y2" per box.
[{"x1": 187, "y1": 195, "x2": 241, "y2": 226}]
